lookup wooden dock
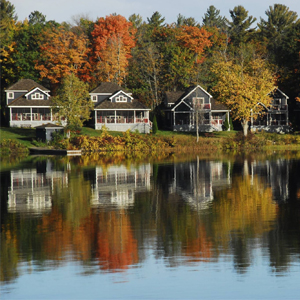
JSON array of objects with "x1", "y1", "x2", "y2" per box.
[{"x1": 29, "y1": 148, "x2": 82, "y2": 156}]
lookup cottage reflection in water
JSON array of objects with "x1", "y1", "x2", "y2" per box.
[
  {"x1": 7, "y1": 160, "x2": 68, "y2": 214},
  {"x1": 90, "y1": 164, "x2": 152, "y2": 208},
  {"x1": 1, "y1": 155, "x2": 297, "y2": 289},
  {"x1": 250, "y1": 158, "x2": 289, "y2": 202},
  {"x1": 161, "y1": 159, "x2": 231, "y2": 210}
]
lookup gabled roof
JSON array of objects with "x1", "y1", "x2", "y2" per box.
[
  {"x1": 5, "y1": 79, "x2": 50, "y2": 92},
  {"x1": 90, "y1": 82, "x2": 131, "y2": 94},
  {"x1": 164, "y1": 85, "x2": 229, "y2": 112},
  {"x1": 269, "y1": 88, "x2": 289, "y2": 99},
  {"x1": 25, "y1": 87, "x2": 50, "y2": 98},
  {"x1": 172, "y1": 85, "x2": 212, "y2": 111},
  {"x1": 109, "y1": 90, "x2": 133, "y2": 100}
]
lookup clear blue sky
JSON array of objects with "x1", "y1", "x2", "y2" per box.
[{"x1": 10, "y1": 0, "x2": 300, "y2": 26}]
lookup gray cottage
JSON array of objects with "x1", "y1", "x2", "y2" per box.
[
  {"x1": 90, "y1": 82, "x2": 151, "y2": 133},
  {"x1": 251, "y1": 88, "x2": 291, "y2": 133},
  {"x1": 163, "y1": 85, "x2": 230, "y2": 132},
  {"x1": 5, "y1": 79, "x2": 62, "y2": 128}
]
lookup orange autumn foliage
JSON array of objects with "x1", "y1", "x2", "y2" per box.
[
  {"x1": 91, "y1": 14, "x2": 136, "y2": 85},
  {"x1": 35, "y1": 26, "x2": 91, "y2": 85},
  {"x1": 176, "y1": 25, "x2": 213, "y2": 63}
]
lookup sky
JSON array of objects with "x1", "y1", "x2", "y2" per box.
[{"x1": 10, "y1": 0, "x2": 300, "y2": 26}]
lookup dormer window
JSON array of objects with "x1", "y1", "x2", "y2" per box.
[
  {"x1": 91, "y1": 95, "x2": 97, "y2": 102},
  {"x1": 8, "y1": 92, "x2": 14, "y2": 99},
  {"x1": 32, "y1": 93, "x2": 44, "y2": 100},
  {"x1": 116, "y1": 95, "x2": 127, "y2": 102}
]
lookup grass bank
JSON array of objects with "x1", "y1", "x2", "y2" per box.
[{"x1": 1, "y1": 126, "x2": 300, "y2": 156}]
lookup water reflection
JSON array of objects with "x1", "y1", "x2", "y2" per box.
[{"x1": 1, "y1": 154, "x2": 300, "y2": 291}]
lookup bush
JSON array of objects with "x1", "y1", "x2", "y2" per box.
[{"x1": 0, "y1": 139, "x2": 29, "y2": 154}]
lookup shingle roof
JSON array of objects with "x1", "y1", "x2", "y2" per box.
[
  {"x1": 36, "y1": 123, "x2": 64, "y2": 129},
  {"x1": 6, "y1": 79, "x2": 49, "y2": 91},
  {"x1": 94, "y1": 98, "x2": 149, "y2": 110},
  {"x1": 165, "y1": 85, "x2": 229, "y2": 111},
  {"x1": 165, "y1": 91, "x2": 185, "y2": 104},
  {"x1": 7, "y1": 96, "x2": 52, "y2": 107},
  {"x1": 210, "y1": 98, "x2": 228, "y2": 110},
  {"x1": 90, "y1": 82, "x2": 130, "y2": 94}
]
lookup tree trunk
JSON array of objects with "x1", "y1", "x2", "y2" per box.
[
  {"x1": 242, "y1": 119, "x2": 248, "y2": 137},
  {"x1": 196, "y1": 111, "x2": 199, "y2": 142}
]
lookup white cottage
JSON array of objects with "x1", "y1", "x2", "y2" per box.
[{"x1": 90, "y1": 82, "x2": 151, "y2": 133}]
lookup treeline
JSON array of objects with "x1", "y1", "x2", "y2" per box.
[{"x1": 1, "y1": 1, "x2": 300, "y2": 122}]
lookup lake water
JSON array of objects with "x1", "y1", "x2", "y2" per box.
[{"x1": 1, "y1": 152, "x2": 300, "y2": 299}]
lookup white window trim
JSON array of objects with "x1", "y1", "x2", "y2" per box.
[
  {"x1": 115, "y1": 95, "x2": 127, "y2": 102},
  {"x1": 32, "y1": 93, "x2": 44, "y2": 100},
  {"x1": 8, "y1": 92, "x2": 14, "y2": 99},
  {"x1": 91, "y1": 95, "x2": 97, "y2": 102},
  {"x1": 192, "y1": 97, "x2": 205, "y2": 109}
]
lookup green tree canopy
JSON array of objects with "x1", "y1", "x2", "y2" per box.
[
  {"x1": 28, "y1": 11, "x2": 46, "y2": 25},
  {"x1": 226, "y1": 6, "x2": 256, "y2": 47},
  {"x1": 51, "y1": 73, "x2": 94, "y2": 129},
  {"x1": 202, "y1": 5, "x2": 227, "y2": 29}
]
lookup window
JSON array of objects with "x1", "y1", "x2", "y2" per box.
[
  {"x1": 192, "y1": 97, "x2": 205, "y2": 109},
  {"x1": 8, "y1": 92, "x2": 14, "y2": 99},
  {"x1": 32, "y1": 93, "x2": 44, "y2": 100},
  {"x1": 115, "y1": 95, "x2": 127, "y2": 102},
  {"x1": 273, "y1": 98, "x2": 281, "y2": 105},
  {"x1": 91, "y1": 95, "x2": 97, "y2": 102}
]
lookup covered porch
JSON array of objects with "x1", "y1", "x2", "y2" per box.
[
  {"x1": 94, "y1": 109, "x2": 151, "y2": 133},
  {"x1": 168, "y1": 110, "x2": 229, "y2": 132}
]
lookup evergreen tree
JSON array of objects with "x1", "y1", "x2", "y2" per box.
[
  {"x1": 152, "y1": 115, "x2": 158, "y2": 134},
  {"x1": 202, "y1": 6, "x2": 227, "y2": 30},
  {"x1": 226, "y1": 6, "x2": 256, "y2": 47}
]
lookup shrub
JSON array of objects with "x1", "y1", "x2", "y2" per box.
[{"x1": 0, "y1": 139, "x2": 29, "y2": 154}]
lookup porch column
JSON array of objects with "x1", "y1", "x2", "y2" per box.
[
  {"x1": 50, "y1": 108, "x2": 53, "y2": 121},
  {"x1": 10, "y1": 108, "x2": 12, "y2": 122},
  {"x1": 227, "y1": 111, "x2": 230, "y2": 131},
  {"x1": 114, "y1": 111, "x2": 117, "y2": 123},
  {"x1": 134, "y1": 110, "x2": 136, "y2": 123},
  {"x1": 173, "y1": 111, "x2": 176, "y2": 126},
  {"x1": 30, "y1": 108, "x2": 32, "y2": 122}
]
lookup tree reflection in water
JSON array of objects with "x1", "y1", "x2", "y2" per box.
[{"x1": 1, "y1": 154, "x2": 300, "y2": 286}]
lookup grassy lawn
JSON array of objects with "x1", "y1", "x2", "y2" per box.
[{"x1": 0, "y1": 127, "x2": 36, "y2": 147}]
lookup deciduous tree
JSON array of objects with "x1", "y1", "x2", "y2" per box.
[
  {"x1": 51, "y1": 73, "x2": 93, "y2": 129},
  {"x1": 212, "y1": 50, "x2": 275, "y2": 136},
  {"x1": 91, "y1": 14, "x2": 136, "y2": 85},
  {"x1": 35, "y1": 25, "x2": 91, "y2": 87}
]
